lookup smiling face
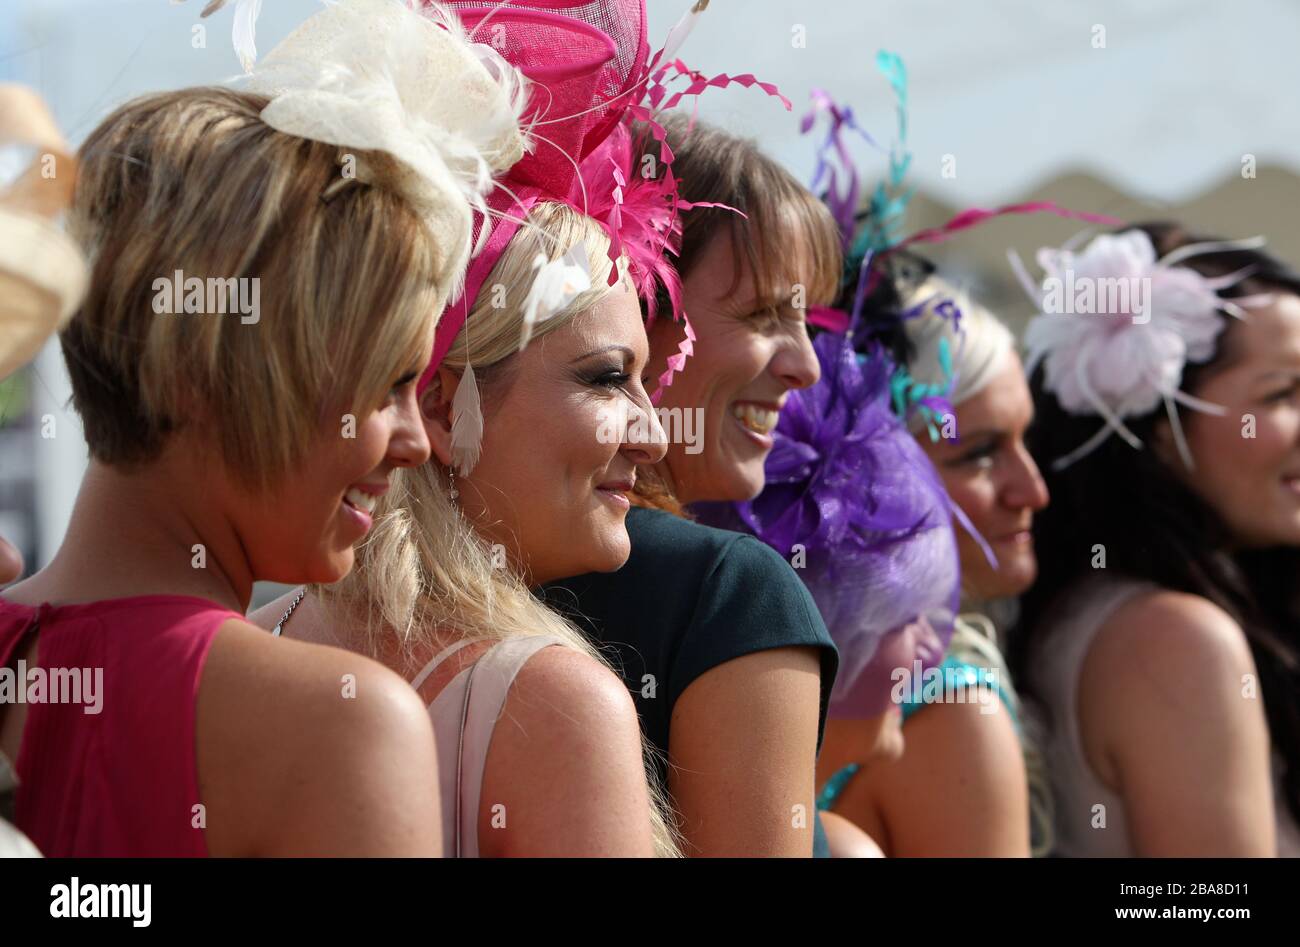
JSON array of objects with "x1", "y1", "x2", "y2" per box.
[
  {"x1": 647, "y1": 231, "x2": 821, "y2": 504},
  {"x1": 918, "y1": 353, "x2": 1050, "y2": 600},
  {"x1": 1163, "y1": 293, "x2": 1300, "y2": 548},
  {"x1": 219, "y1": 333, "x2": 435, "y2": 587},
  {"x1": 432, "y1": 285, "x2": 666, "y2": 585}
]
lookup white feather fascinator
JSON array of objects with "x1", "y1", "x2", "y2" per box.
[
  {"x1": 1013, "y1": 229, "x2": 1273, "y2": 470},
  {"x1": 240, "y1": 0, "x2": 530, "y2": 308}
]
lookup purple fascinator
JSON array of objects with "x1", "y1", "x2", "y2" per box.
[{"x1": 698, "y1": 332, "x2": 960, "y2": 719}]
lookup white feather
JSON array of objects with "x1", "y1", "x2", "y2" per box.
[
  {"x1": 518, "y1": 247, "x2": 592, "y2": 351},
  {"x1": 232, "y1": 0, "x2": 262, "y2": 74},
  {"x1": 450, "y1": 361, "x2": 484, "y2": 476},
  {"x1": 659, "y1": 0, "x2": 709, "y2": 65},
  {"x1": 184, "y1": 0, "x2": 263, "y2": 74}
]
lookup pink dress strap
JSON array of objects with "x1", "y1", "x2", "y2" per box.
[{"x1": 0, "y1": 595, "x2": 239, "y2": 857}]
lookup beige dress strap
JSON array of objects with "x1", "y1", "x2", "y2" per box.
[
  {"x1": 422, "y1": 635, "x2": 567, "y2": 857},
  {"x1": 409, "y1": 638, "x2": 481, "y2": 691}
]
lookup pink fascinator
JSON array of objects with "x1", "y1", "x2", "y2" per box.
[{"x1": 421, "y1": 0, "x2": 790, "y2": 475}]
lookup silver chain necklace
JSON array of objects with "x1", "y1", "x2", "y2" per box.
[{"x1": 270, "y1": 586, "x2": 306, "y2": 637}]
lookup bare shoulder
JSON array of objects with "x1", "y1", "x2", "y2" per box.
[
  {"x1": 904, "y1": 692, "x2": 1023, "y2": 773},
  {"x1": 500, "y1": 643, "x2": 639, "y2": 737},
  {"x1": 853, "y1": 695, "x2": 1029, "y2": 856},
  {"x1": 198, "y1": 617, "x2": 438, "y2": 855},
  {"x1": 870, "y1": 697, "x2": 1026, "y2": 816},
  {"x1": 1079, "y1": 587, "x2": 1263, "y2": 794},
  {"x1": 1072, "y1": 592, "x2": 1274, "y2": 854},
  {"x1": 1085, "y1": 588, "x2": 1255, "y2": 711},
  {"x1": 207, "y1": 616, "x2": 423, "y2": 714},
  {"x1": 201, "y1": 617, "x2": 433, "y2": 774},
  {"x1": 478, "y1": 643, "x2": 653, "y2": 856}
]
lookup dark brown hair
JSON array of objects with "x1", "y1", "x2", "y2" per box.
[
  {"x1": 651, "y1": 114, "x2": 842, "y2": 314},
  {"x1": 1010, "y1": 221, "x2": 1300, "y2": 825}
]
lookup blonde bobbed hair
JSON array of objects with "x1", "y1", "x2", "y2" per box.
[{"x1": 63, "y1": 87, "x2": 445, "y2": 488}]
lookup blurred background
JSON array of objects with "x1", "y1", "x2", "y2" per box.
[{"x1": 2, "y1": 0, "x2": 1298, "y2": 591}]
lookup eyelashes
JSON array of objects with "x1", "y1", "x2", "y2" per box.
[
  {"x1": 590, "y1": 370, "x2": 632, "y2": 391},
  {"x1": 949, "y1": 442, "x2": 998, "y2": 467},
  {"x1": 392, "y1": 369, "x2": 420, "y2": 391},
  {"x1": 385, "y1": 368, "x2": 421, "y2": 403},
  {"x1": 745, "y1": 305, "x2": 784, "y2": 328}
]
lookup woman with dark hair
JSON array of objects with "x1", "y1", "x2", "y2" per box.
[
  {"x1": 543, "y1": 115, "x2": 845, "y2": 856},
  {"x1": 1008, "y1": 222, "x2": 1300, "y2": 856}
]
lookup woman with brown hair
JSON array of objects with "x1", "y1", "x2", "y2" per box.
[{"x1": 543, "y1": 115, "x2": 846, "y2": 856}]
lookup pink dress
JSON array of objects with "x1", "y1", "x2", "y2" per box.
[{"x1": 0, "y1": 595, "x2": 236, "y2": 857}]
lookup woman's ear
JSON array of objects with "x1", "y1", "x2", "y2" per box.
[{"x1": 419, "y1": 366, "x2": 461, "y2": 468}]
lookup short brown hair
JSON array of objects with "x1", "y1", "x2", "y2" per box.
[
  {"x1": 63, "y1": 87, "x2": 446, "y2": 488},
  {"x1": 632, "y1": 116, "x2": 842, "y2": 515},
  {"x1": 652, "y1": 114, "x2": 842, "y2": 312}
]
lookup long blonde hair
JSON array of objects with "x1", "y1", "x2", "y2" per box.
[{"x1": 322, "y1": 202, "x2": 681, "y2": 856}]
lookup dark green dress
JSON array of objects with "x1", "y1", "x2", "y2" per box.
[{"x1": 541, "y1": 506, "x2": 839, "y2": 856}]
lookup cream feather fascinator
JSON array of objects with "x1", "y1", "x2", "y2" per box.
[
  {"x1": 239, "y1": 0, "x2": 531, "y2": 308},
  {"x1": 0, "y1": 84, "x2": 88, "y2": 380}
]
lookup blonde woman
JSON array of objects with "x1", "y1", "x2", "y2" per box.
[
  {"x1": 0, "y1": 0, "x2": 529, "y2": 856},
  {"x1": 818, "y1": 275, "x2": 1050, "y2": 856},
  {"x1": 255, "y1": 202, "x2": 680, "y2": 856}
]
